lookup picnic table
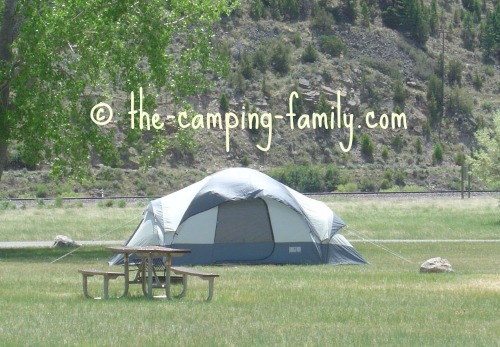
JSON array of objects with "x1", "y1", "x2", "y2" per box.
[
  {"x1": 106, "y1": 246, "x2": 191, "y2": 299},
  {"x1": 79, "y1": 246, "x2": 220, "y2": 301}
]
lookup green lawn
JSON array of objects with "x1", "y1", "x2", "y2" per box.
[
  {"x1": 0, "y1": 243, "x2": 498, "y2": 346},
  {"x1": 0, "y1": 205, "x2": 143, "y2": 241},
  {"x1": 327, "y1": 196, "x2": 499, "y2": 240},
  {"x1": 0, "y1": 197, "x2": 498, "y2": 346},
  {"x1": 0, "y1": 196, "x2": 498, "y2": 241}
]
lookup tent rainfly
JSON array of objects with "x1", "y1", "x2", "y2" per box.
[{"x1": 110, "y1": 168, "x2": 366, "y2": 265}]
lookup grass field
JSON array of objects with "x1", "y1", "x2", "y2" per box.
[
  {"x1": 0, "y1": 196, "x2": 498, "y2": 242},
  {"x1": 0, "y1": 196, "x2": 499, "y2": 346}
]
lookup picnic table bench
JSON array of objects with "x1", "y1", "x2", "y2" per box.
[
  {"x1": 171, "y1": 266, "x2": 220, "y2": 302},
  {"x1": 78, "y1": 269, "x2": 126, "y2": 300}
]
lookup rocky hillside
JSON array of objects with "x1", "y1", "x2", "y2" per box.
[
  {"x1": 183, "y1": 1, "x2": 499, "y2": 189},
  {"x1": 1, "y1": 0, "x2": 499, "y2": 198}
]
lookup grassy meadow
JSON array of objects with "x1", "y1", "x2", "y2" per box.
[
  {"x1": 0, "y1": 196, "x2": 499, "y2": 346},
  {"x1": 0, "y1": 203, "x2": 143, "y2": 241}
]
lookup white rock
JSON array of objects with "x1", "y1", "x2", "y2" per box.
[
  {"x1": 419, "y1": 257, "x2": 453, "y2": 273},
  {"x1": 52, "y1": 235, "x2": 82, "y2": 248}
]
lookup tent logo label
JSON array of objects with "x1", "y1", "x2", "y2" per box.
[{"x1": 289, "y1": 247, "x2": 302, "y2": 253}]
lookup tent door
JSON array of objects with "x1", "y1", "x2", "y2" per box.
[{"x1": 213, "y1": 199, "x2": 274, "y2": 263}]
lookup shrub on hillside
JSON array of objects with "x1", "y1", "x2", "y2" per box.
[
  {"x1": 220, "y1": 93, "x2": 229, "y2": 113},
  {"x1": 269, "y1": 165, "x2": 344, "y2": 193},
  {"x1": 36, "y1": 185, "x2": 48, "y2": 198},
  {"x1": 360, "y1": 177, "x2": 378, "y2": 192},
  {"x1": 447, "y1": 59, "x2": 463, "y2": 86},
  {"x1": 250, "y1": 0, "x2": 265, "y2": 20},
  {"x1": 394, "y1": 171, "x2": 406, "y2": 186},
  {"x1": 393, "y1": 79, "x2": 406, "y2": 107},
  {"x1": 447, "y1": 87, "x2": 473, "y2": 115},
  {"x1": 302, "y1": 43, "x2": 318, "y2": 63},
  {"x1": 391, "y1": 135, "x2": 404, "y2": 152},
  {"x1": 318, "y1": 35, "x2": 345, "y2": 57},
  {"x1": 270, "y1": 40, "x2": 291, "y2": 75},
  {"x1": 311, "y1": 7, "x2": 334, "y2": 32},
  {"x1": 381, "y1": 145, "x2": 389, "y2": 160},
  {"x1": 253, "y1": 47, "x2": 268, "y2": 73},
  {"x1": 239, "y1": 51, "x2": 255, "y2": 80},
  {"x1": 336, "y1": 182, "x2": 358, "y2": 192},
  {"x1": 415, "y1": 138, "x2": 423, "y2": 154},
  {"x1": 380, "y1": 178, "x2": 393, "y2": 190},
  {"x1": 433, "y1": 143, "x2": 444, "y2": 163},
  {"x1": 338, "y1": 0, "x2": 358, "y2": 24},
  {"x1": 360, "y1": 133, "x2": 374, "y2": 158}
]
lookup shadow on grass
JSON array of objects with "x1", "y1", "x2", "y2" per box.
[{"x1": 0, "y1": 246, "x2": 111, "y2": 263}]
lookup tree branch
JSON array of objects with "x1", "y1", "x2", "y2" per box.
[
  {"x1": 165, "y1": 14, "x2": 192, "y2": 27},
  {"x1": 0, "y1": 80, "x2": 8, "y2": 93}
]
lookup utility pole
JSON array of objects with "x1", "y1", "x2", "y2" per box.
[
  {"x1": 461, "y1": 163, "x2": 465, "y2": 199},
  {"x1": 467, "y1": 164, "x2": 471, "y2": 198}
]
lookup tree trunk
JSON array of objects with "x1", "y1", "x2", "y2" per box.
[
  {"x1": 0, "y1": 139, "x2": 6, "y2": 180},
  {"x1": 0, "y1": 0, "x2": 19, "y2": 181}
]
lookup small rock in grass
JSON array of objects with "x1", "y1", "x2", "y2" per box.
[
  {"x1": 52, "y1": 235, "x2": 81, "y2": 248},
  {"x1": 419, "y1": 257, "x2": 453, "y2": 273}
]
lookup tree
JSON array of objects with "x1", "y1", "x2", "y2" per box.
[
  {"x1": 253, "y1": 46, "x2": 268, "y2": 73},
  {"x1": 447, "y1": 59, "x2": 463, "y2": 86},
  {"x1": 318, "y1": 35, "x2": 345, "y2": 57},
  {"x1": 468, "y1": 109, "x2": 500, "y2": 188},
  {"x1": 250, "y1": 0, "x2": 265, "y2": 20},
  {"x1": 435, "y1": 53, "x2": 445, "y2": 78},
  {"x1": 316, "y1": 94, "x2": 331, "y2": 116},
  {"x1": 432, "y1": 142, "x2": 444, "y2": 163},
  {"x1": 462, "y1": 12, "x2": 476, "y2": 51},
  {"x1": 360, "y1": 133, "x2": 374, "y2": 159},
  {"x1": 291, "y1": 84, "x2": 304, "y2": 117},
  {"x1": 393, "y1": 79, "x2": 406, "y2": 108},
  {"x1": 0, "y1": 0, "x2": 236, "y2": 181},
  {"x1": 311, "y1": 6, "x2": 335, "y2": 32},
  {"x1": 270, "y1": 39, "x2": 291, "y2": 75},
  {"x1": 301, "y1": 43, "x2": 318, "y2": 63},
  {"x1": 339, "y1": 0, "x2": 358, "y2": 24},
  {"x1": 381, "y1": 0, "x2": 430, "y2": 45},
  {"x1": 481, "y1": 5, "x2": 500, "y2": 62},
  {"x1": 429, "y1": 0, "x2": 439, "y2": 36},
  {"x1": 239, "y1": 51, "x2": 255, "y2": 79},
  {"x1": 426, "y1": 73, "x2": 443, "y2": 126},
  {"x1": 219, "y1": 93, "x2": 230, "y2": 113},
  {"x1": 360, "y1": 0, "x2": 371, "y2": 27}
]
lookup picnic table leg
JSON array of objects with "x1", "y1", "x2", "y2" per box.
[
  {"x1": 165, "y1": 254, "x2": 172, "y2": 300},
  {"x1": 81, "y1": 274, "x2": 93, "y2": 299},
  {"x1": 147, "y1": 253, "x2": 153, "y2": 299},
  {"x1": 103, "y1": 275, "x2": 110, "y2": 299},
  {"x1": 122, "y1": 253, "x2": 130, "y2": 297},
  {"x1": 175, "y1": 274, "x2": 188, "y2": 299},
  {"x1": 141, "y1": 259, "x2": 147, "y2": 296},
  {"x1": 206, "y1": 278, "x2": 215, "y2": 302}
]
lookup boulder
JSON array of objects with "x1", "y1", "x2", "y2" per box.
[
  {"x1": 419, "y1": 257, "x2": 453, "y2": 273},
  {"x1": 52, "y1": 235, "x2": 82, "y2": 248},
  {"x1": 298, "y1": 78, "x2": 310, "y2": 89}
]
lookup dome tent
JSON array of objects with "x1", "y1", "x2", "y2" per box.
[{"x1": 110, "y1": 168, "x2": 366, "y2": 265}]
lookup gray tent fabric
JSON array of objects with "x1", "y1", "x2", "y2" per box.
[
  {"x1": 180, "y1": 167, "x2": 305, "y2": 225},
  {"x1": 110, "y1": 168, "x2": 366, "y2": 266}
]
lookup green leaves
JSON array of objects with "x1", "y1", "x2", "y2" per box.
[
  {"x1": 2, "y1": 0, "x2": 237, "y2": 180},
  {"x1": 468, "y1": 110, "x2": 500, "y2": 188}
]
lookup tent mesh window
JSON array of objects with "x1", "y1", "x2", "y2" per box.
[{"x1": 214, "y1": 199, "x2": 274, "y2": 243}]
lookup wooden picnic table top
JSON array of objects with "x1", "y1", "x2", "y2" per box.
[{"x1": 106, "y1": 245, "x2": 191, "y2": 256}]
